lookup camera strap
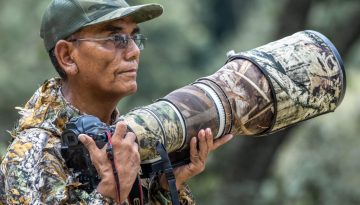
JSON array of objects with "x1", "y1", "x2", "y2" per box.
[
  {"x1": 106, "y1": 132, "x2": 144, "y2": 205},
  {"x1": 155, "y1": 141, "x2": 180, "y2": 205},
  {"x1": 106, "y1": 132, "x2": 122, "y2": 203},
  {"x1": 128, "y1": 175, "x2": 143, "y2": 205}
]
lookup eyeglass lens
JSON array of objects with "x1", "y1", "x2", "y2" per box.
[{"x1": 114, "y1": 34, "x2": 145, "y2": 50}]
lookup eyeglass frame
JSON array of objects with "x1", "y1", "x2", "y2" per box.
[{"x1": 67, "y1": 33, "x2": 147, "y2": 50}]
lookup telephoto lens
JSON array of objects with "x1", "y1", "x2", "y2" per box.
[{"x1": 118, "y1": 30, "x2": 345, "y2": 167}]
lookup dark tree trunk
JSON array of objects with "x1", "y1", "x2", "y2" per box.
[
  {"x1": 198, "y1": 0, "x2": 251, "y2": 39},
  {"x1": 331, "y1": 6, "x2": 360, "y2": 58}
]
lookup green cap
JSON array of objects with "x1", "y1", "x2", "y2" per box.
[{"x1": 40, "y1": 0, "x2": 163, "y2": 51}]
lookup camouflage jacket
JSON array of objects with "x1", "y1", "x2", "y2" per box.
[{"x1": 0, "y1": 78, "x2": 195, "y2": 205}]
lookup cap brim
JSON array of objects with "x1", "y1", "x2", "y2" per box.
[{"x1": 85, "y1": 4, "x2": 163, "y2": 27}]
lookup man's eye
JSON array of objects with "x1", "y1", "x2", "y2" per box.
[{"x1": 113, "y1": 35, "x2": 127, "y2": 43}]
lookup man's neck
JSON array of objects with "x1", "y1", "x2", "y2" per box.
[{"x1": 61, "y1": 81, "x2": 120, "y2": 125}]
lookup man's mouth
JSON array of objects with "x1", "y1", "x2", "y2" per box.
[
  {"x1": 115, "y1": 68, "x2": 138, "y2": 77},
  {"x1": 119, "y1": 69, "x2": 137, "y2": 73}
]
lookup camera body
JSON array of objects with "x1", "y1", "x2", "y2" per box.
[{"x1": 61, "y1": 115, "x2": 115, "y2": 192}]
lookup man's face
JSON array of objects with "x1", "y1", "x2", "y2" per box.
[{"x1": 70, "y1": 17, "x2": 141, "y2": 100}]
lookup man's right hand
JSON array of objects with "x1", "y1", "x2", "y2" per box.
[{"x1": 78, "y1": 121, "x2": 141, "y2": 203}]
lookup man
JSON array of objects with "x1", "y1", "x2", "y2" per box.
[{"x1": 0, "y1": 0, "x2": 233, "y2": 204}]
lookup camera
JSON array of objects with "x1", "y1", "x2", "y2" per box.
[{"x1": 61, "y1": 115, "x2": 115, "y2": 192}]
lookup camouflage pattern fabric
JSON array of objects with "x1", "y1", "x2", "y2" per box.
[
  {"x1": 203, "y1": 59, "x2": 274, "y2": 136},
  {"x1": 0, "y1": 78, "x2": 195, "y2": 205},
  {"x1": 149, "y1": 176, "x2": 195, "y2": 205},
  {"x1": 120, "y1": 100, "x2": 185, "y2": 163},
  {"x1": 164, "y1": 86, "x2": 222, "y2": 146},
  {"x1": 232, "y1": 30, "x2": 346, "y2": 133}
]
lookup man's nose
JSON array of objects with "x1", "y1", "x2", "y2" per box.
[{"x1": 125, "y1": 39, "x2": 141, "y2": 61}]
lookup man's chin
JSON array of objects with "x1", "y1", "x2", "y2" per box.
[{"x1": 122, "y1": 84, "x2": 138, "y2": 96}]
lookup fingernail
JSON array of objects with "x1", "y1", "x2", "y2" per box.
[{"x1": 78, "y1": 134, "x2": 85, "y2": 142}]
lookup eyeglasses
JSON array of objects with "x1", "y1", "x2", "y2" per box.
[{"x1": 68, "y1": 33, "x2": 147, "y2": 50}]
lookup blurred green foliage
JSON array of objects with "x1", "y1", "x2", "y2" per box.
[{"x1": 0, "y1": 0, "x2": 359, "y2": 204}]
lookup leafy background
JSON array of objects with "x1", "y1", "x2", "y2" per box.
[{"x1": 1, "y1": 0, "x2": 359, "y2": 204}]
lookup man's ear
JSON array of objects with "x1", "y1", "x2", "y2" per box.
[{"x1": 54, "y1": 40, "x2": 78, "y2": 76}]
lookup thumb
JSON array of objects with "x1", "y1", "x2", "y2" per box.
[
  {"x1": 79, "y1": 134, "x2": 98, "y2": 153},
  {"x1": 213, "y1": 134, "x2": 233, "y2": 150}
]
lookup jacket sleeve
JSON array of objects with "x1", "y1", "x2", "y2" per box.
[
  {"x1": 0, "y1": 128, "x2": 115, "y2": 205},
  {"x1": 146, "y1": 176, "x2": 196, "y2": 205}
]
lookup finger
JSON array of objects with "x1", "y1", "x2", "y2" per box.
[
  {"x1": 198, "y1": 129, "x2": 208, "y2": 161},
  {"x1": 129, "y1": 134, "x2": 139, "y2": 153},
  {"x1": 112, "y1": 121, "x2": 127, "y2": 142},
  {"x1": 213, "y1": 134, "x2": 234, "y2": 150},
  {"x1": 205, "y1": 128, "x2": 214, "y2": 150},
  {"x1": 132, "y1": 140, "x2": 139, "y2": 151},
  {"x1": 132, "y1": 150, "x2": 141, "y2": 166},
  {"x1": 78, "y1": 134, "x2": 100, "y2": 154},
  {"x1": 123, "y1": 131, "x2": 137, "y2": 143},
  {"x1": 112, "y1": 132, "x2": 137, "y2": 157},
  {"x1": 189, "y1": 137, "x2": 200, "y2": 163}
]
